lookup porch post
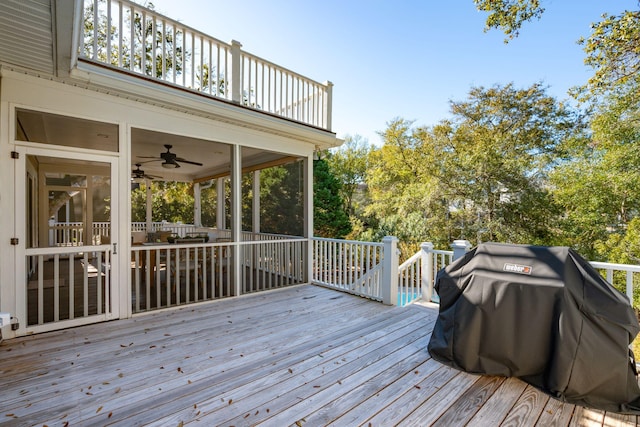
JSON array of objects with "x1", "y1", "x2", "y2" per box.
[
  {"x1": 216, "y1": 178, "x2": 225, "y2": 231},
  {"x1": 324, "y1": 81, "x2": 333, "y2": 131},
  {"x1": 451, "y1": 239, "x2": 472, "y2": 260},
  {"x1": 230, "y1": 40, "x2": 242, "y2": 104},
  {"x1": 421, "y1": 242, "x2": 434, "y2": 302},
  {"x1": 145, "y1": 179, "x2": 152, "y2": 232},
  {"x1": 381, "y1": 236, "x2": 399, "y2": 305},
  {"x1": 231, "y1": 145, "x2": 242, "y2": 296},
  {"x1": 193, "y1": 182, "x2": 201, "y2": 227},
  {"x1": 252, "y1": 170, "x2": 260, "y2": 236},
  {"x1": 303, "y1": 155, "x2": 313, "y2": 283}
]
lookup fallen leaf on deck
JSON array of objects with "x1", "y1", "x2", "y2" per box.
[{"x1": 96, "y1": 406, "x2": 103, "y2": 413}]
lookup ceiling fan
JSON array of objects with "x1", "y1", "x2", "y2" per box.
[
  {"x1": 139, "y1": 144, "x2": 204, "y2": 169},
  {"x1": 131, "y1": 163, "x2": 161, "y2": 180}
]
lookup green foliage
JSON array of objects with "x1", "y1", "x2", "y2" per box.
[
  {"x1": 474, "y1": 0, "x2": 545, "y2": 42},
  {"x1": 325, "y1": 134, "x2": 373, "y2": 217},
  {"x1": 574, "y1": 10, "x2": 640, "y2": 108},
  {"x1": 314, "y1": 159, "x2": 352, "y2": 238},
  {"x1": 131, "y1": 181, "x2": 194, "y2": 223},
  {"x1": 260, "y1": 162, "x2": 304, "y2": 236},
  {"x1": 358, "y1": 84, "x2": 583, "y2": 255}
]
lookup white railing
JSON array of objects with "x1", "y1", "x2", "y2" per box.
[
  {"x1": 241, "y1": 239, "x2": 307, "y2": 294},
  {"x1": 396, "y1": 243, "x2": 456, "y2": 306},
  {"x1": 79, "y1": 0, "x2": 332, "y2": 130},
  {"x1": 130, "y1": 238, "x2": 305, "y2": 313},
  {"x1": 25, "y1": 245, "x2": 111, "y2": 326},
  {"x1": 312, "y1": 237, "x2": 388, "y2": 302},
  {"x1": 131, "y1": 242, "x2": 232, "y2": 313},
  {"x1": 590, "y1": 262, "x2": 640, "y2": 307},
  {"x1": 49, "y1": 223, "x2": 85, "y2": 246}
]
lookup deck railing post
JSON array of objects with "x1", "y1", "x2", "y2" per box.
[
  {"x1": 323, "y1": 80, "x2": 333, "y2": 131},
  {"x1": 451, "y1": 239, "x2": 472, "y2": 261},
  {"x1": 231, "y1": 40, "x2": 243, "y2": 104},
  {"x1": 421, "y1": 242, "x2": 435, "y2": 302},
  {"x1": 381, "y1": 236, "x2": 399, "y2": 305}
]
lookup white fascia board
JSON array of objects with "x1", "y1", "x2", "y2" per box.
[{"x1": 70, "y1": 62, "x2": 343, "y2": 150}]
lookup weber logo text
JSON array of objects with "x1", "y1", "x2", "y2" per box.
[{"x1": 503, "y1": 263, "x2": 532, "y2": 275}]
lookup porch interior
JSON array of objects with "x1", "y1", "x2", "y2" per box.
[{"x1": 2, "y1": 285, "x2": 634, "y2": 426}]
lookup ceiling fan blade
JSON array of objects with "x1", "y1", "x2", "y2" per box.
[{"x1": 175, "y1": 158, "x2": 204, "y2": 166}]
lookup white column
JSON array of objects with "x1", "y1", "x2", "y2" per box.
[
  {"x1": 252, "y1": 170, "x2": 260, "y2": 236},
  {"x1": 421, "y1": 242, "x2": 434, "y2": 302},
  {"x1": 381, "y1": 236, "x2": 399, "y2": 305},
  {"x1": 231, "y1": 145, "x2": 242, "y2": 296},
  {"x1": 193, "y1": 182, "x2": 201, "y2": 227},
  {"x1": 303, "y1": 155, "x2": 313, "y2": 283},
  {"x1": 216, "y1": 178, "x2": 225, "y2": 231},
  {"x1": 145, "y1": 179, "x2": 152, "y2": 232}
]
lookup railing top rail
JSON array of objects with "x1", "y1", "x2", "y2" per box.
[
  {"x1": 130, "y1": 238, "x2": 305, "y2": 250},
  {"x1": 399, "y1": 251, "x2": 421, "y2": 270},
  {"x1": 240, "y1": 50, "x2": 328, "y2": 89},
  {"x1": 431, "y1": 249, "x2": 454, "y2": 256},
  {"x1": 26, "y1": 245, "x2": 111, "y2": 255},
  {"x1": 312, "y1": 237, "x2": 384, "y2": 247},
  {"x1": 589, "y1": 261, "x2": 640, "y2": 273}
]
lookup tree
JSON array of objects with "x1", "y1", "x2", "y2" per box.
[
  {"x1": 314, "y1": 158, "x2": 352, "y2": 238},
  {"x1": 473, "y1": 0, "x2": 545, "y2": 42},
  {"x1": 361, "y1": 84, "x2": 584, "y2": 254},
  {"x1": 326, "y1": 134, "x2": 372, "y2": 217},
  {"x1": 474, "y1": 1, "x2": 640, "y2": 106},
  {"x1": 131, "y1": 181, "x2": 194, "y2": 223},
  {"x1": 439, "y1": 83, "x2": 583, "y2": 243},
  {"x1": 260, "y1": 162, "x2": 304, "y2": 236}
]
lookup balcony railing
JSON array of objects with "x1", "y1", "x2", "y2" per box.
[{"x1": 78, "y1": 0, "x2": 332, "y2": 130}]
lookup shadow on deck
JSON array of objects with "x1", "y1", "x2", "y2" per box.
[{"x1": 1, "y1": 285, "x2": 637, "y2": 425}]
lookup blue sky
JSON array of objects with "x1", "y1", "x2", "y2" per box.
[{"x1": 148, "y1": 0, "x2": 633, "y2": 145}]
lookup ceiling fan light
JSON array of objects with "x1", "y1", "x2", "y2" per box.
[{"x1": 162, "y1": 161, "x2": 177, "y2": 169}]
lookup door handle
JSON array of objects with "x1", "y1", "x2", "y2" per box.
[{"x1": 113, "y1": 243, "x2": 118, "y2": 255}]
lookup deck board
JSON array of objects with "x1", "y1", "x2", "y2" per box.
[{"x1": 0, "y1": 284, "x2": 637, "y2": 426}]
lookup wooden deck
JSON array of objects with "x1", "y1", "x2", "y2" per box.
[{"x1": 1, "y1": 285, "x2": 637, "y2": 426}]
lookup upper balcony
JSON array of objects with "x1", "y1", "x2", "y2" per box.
[{"x1": 76, "y1": 0, "x2": 333, "y2": 131}]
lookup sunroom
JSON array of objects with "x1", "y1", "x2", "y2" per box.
[{"x1": 0, "y1": 0, "x2": 341, "y2": 338}]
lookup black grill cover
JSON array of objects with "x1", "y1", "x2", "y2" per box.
[{"x1": 427, "y1": 242, "x2": 640, "y2": 413}]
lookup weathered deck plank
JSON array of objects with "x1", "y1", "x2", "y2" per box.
[{"x1": 0, "y1": 284, "x2": 637, "y2": 426}]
